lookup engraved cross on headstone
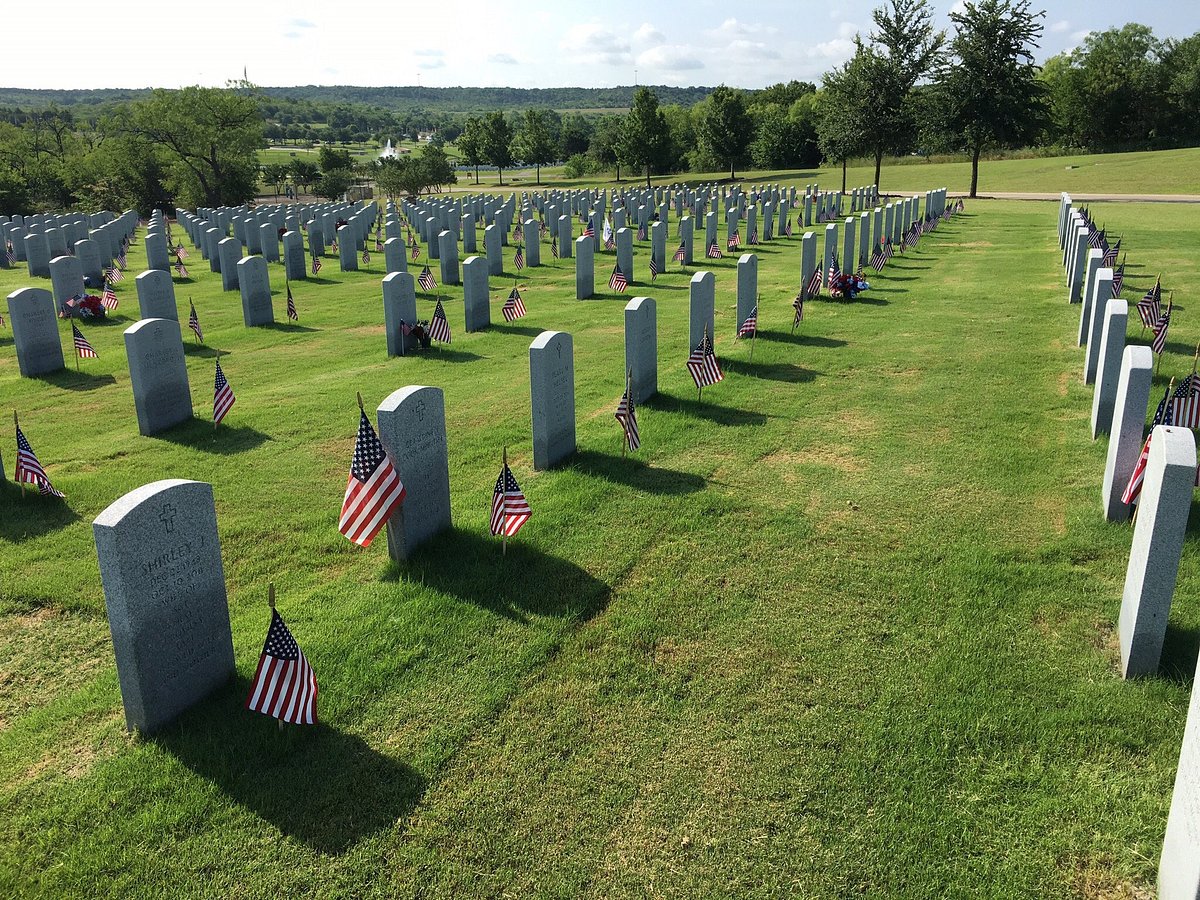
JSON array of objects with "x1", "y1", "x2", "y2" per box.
[{"x1": 159, "y1": 503, "x2": 177, "y2": 533}]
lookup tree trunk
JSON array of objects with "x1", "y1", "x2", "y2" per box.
[
  {"x1": 616, "y1": 162, "x2": 621, "y2": 182},
  {"x1": 970, "y1": 144, "x2": 981, "y2": 199},
  {"x1": 498, "y1": 167, "x2": 503, "y2": 186},
  {"x1": 730, "y1": 162, "x2": 736, "y2": 181},
  {"x1": 841, "y1": 159, "x2": 847, "y2": 193},
  {"x1": 874, "y1": 151, "x2": 883, "y2": 194},
  {"x1": 536, "y1": 163, "x2": 541, "y2": 186},
  {"x1": 646, "y1": 165, "x2": 651, "y2": 190},
  {"x1": 474, "y1": 164, "x2": 479, "y2": 185}
]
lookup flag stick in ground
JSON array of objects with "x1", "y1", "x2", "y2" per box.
[
  {"x1": 268, "y1": 583, "x2": 284, "y2": 731},
  {"x1": 1155, "y1": 292, "x2": 1174, "y2": 375},
  {"x1": 501, "y1": 446, "x2": 508, "y2": 556},
  {"x1": 621, "y1": 369, "x2": 631, "y2": 458},
  {"x1": 750, "y1": 295, "x2": 758, "y2": 363},
  {"x1": 13, "y1": 411, "x2": 23, "y2": 499}
]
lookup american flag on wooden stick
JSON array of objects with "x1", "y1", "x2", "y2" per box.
[
  {"x1": 609, "y1": 265, "x2": 628, "y2": 293},
  {"x1": 649, "y1": 254, "x2": 660, "y2": 281},
  {"x1": 1170, "y1": 372, "x2": 1200, "y2": 429},
  {"x1": 188, "y1": 301, "x2": 203, "y2": 341},
  {"x1": 1136, "y1": 278, "x2": 1161, "y2": 328},
  {"x1": 311, "y1": 255, "x2": 322, "y2": 275},
  {"x1": 105, "y1": 266, "x2": 123, "y2": 283},
  {"x1": 551, "y1": 239, "x2": 559, "y2": 259},
  {"x1": 287, "y1": 285, "x2": 299, "y2": 321},
  {"x1": 614, "y1": 382, "x2": 640, "y2": 452},
  {"x1": 1122, "y1": 381, "x2": 1174, "y2": 506},
  {"x1": 792, "y1": 293, "x2": 804, "y2": 329},
  {"x1": 727, "y1": 230, "x2": 740, "y2": 250},
  {"x1": 686, "y1": 326, "x2": 723, "y2": 389},
  {"x1": 737, "y1": 305, "x2": 758, "y2": 338},
  {"x1": 72, "y1": 323, "x2": 98, "y2": 359},
  {"x1": 490, "y1": 459, "x2": 531, "y2": 537},
  {"x1": 502, "y1": 288, "x2": 526, "y2": 322},
  {"x1": 245, "y1": 608, "x2": 318, "y2": 725},
  {"x1": 418, "y1": 265, "x2": 438, "y2": 292},
  {"x1": 1151, "y1": 299, "x2": 1172, "y2": 355},
  {"x1": 1102, "y1": 238, "x2": 1120, "y2": 267},
  {"x1": 707, "y1": 240, "x2": 723, "y2": 259},
  {"x1": 1112, "y1": 258, "x2": 1125, "y2": 297},
  {"x1": 806, "y1": 267, "x2": 822, "y2": 297},
  {"x1": 673, "y1": 241, "x2": 686, "y2": 263},
  {"x1": 213, "y1": 360, "x2": 236, "y2": 425},
  {"x1": 101, "y1": 284, "x2": 119, "y2": 310},
  {"x1": 338, "y1": 408, "x2": 407, "y2": 547},
  {"x1": 428, "y1": 299, "x2": 451, "y2": 344},
  {"x1": 15, "y1": 421, "x2": 64, "y2": 497},
  {"x1": 514, "y1": 244, "x2": 525, "y2": 270}
]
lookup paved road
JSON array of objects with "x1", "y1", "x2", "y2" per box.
[{"x1": 935, "y1": 191, "x2": 1200, "y2": 203}]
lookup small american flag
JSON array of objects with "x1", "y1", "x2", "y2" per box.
[
  {"x1": 175, "y1": 244, "x2": 189, "y2": 259},
  {"x1": 410, "y1": 242, "x2": 421, "y2": 261},
  {"x1": 514, "y1": 244, "x2": 525, "y2": 270},
  {"x1": 105, "y1": 266, "x2": 123, "y2": 283},
  {"x1": 213, "y1": 360, "x2": 236, "y2": 425},
  {"x1": 1151, "y1": 299, "x2": 1172, "y2": 354},
  {"x1": 649, "y1": 254, "x2": 660, "y2": 281},
  {"x1": 245, "y1": 608, "x2": 318, "y2": 725},
  {"x1": 614, "y1": 385, "x2": 640, "y2": 452},
  {"x1": 883, "y1": 239, "x2": 894, "y2": 264},
  {"x1": 362, "y1": 248, "x2": 371, "y2": 265},
  {"x1": 727, "y1": 230, "x2": 740, "y2": 250},
  {"x1": 287, "y1": 285, "x2": 299, "y2": 321},
  {"x1": 175, "y1": 261, "x2": 189, "y2": 278},
  {"x1": 748, "y1": 228, "x2": 758, "y2": 245},
  {"x1": 311, "y1": 255, "x2": 322, "y2": 275},
  {"x1": 807, "y1": 267, "x2": 822, "y2": 297},
  {"x1": 707, "y1": 240, "x2": 723, "y2": 259},
  {"x1": 1122, "y1": 382, "x2": 1174, "y2": 506},
  {"x1": 737, "y1": 305, "x2": 758, "y2": 338},
  {"x1": 490, "y1": 460, "x2": 531, "y2": 537},
  {"x1": 502, "y1": 288, "x2": 526, "y2": 321},
  {"x1": 117, "y1": 247, "x2": 127, "y2": 268},
  {"x1": 72, "y1": 323, "x2": 98, "y2": 359},
  {"x1": 604, "y1": 233, "x2": 615, "y2": 250},
  {"x1": 582, "y1": 223, "x2": 594, "y2": 238},
  {"x1": 1088, "y1": 227, "x2": 1105, "y2": 250},
  {"x1": 188, "y1": 301, "x2": 203, "y2": 341},
  {"x1": 609, "y1": 266, "x2": 628, "y2": 293},
  {"x1": 686, "y1": 326, "x2": 723, "y2": 389},
  {"x1": 637, "y1": 223, "x2": 647, "y2": 241},
  {"x1": 1136, "y1": 278, "x2": 1161, "y2": 328},
  {"x1": 338, "y1": 409, "x2": 407, "y2": 547},
  {"x1": 1171, "y1": 373, "x2": 1200, "y2": 429},
  {"x1": 792, "y1": 293, "x2": 804, "y2": 328},
  {"x1": 673, "y1": 241, "x2": 686, "y2": 263},
  {"x1": 331, "y1": 238, "x2": 339, "y2": 252},
  {"x1": 785, "y1": 218, "x2": 793, "y2": 238},
  {"x1": 1102, "y1": 239, "x2": 1120, "y2": 267},
  {"x1": 551, "y1": 240, "x2": 560, "y2": 259},
  {"x1": 101, "y1": 285, "x2": 119, "y2": 310},
  {"x1": 418, "y1": 265, "x2": 437, "y2": 293},
  {"x1": 428, "y1": 299, "x2": 451, "y2": 344},
  {"x1": 827, "y1": 250, "x2": 841, "y2": 285},
  {"x1": 15, "y1": 422, "x2": 64, "y2": 497},
  {"x1": 1112, "y1": 259, "x2": 1125, "y2": 297},
  {"x1": 5, "y1": 242, "x2": 14, "y2": 266}
]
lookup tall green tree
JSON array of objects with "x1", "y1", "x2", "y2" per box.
[
  {"x1": 619, "y1": 87, "x2": 670, "y2": 188},
  {"x1": 816, "y1": 56, "x2": 871, "y2": 191},
  {"x1": 289, "y1": 158, "x2": 320, "y2": 194},
  {"x1": 421, "y1": 142, "x2": 457, "y2": 192},
  {"x1": 588, "y1": 115, "x2": 624, "y2": 181},
  {"x1": 481, "y1": 111, "x2": 515, "y2": 185},
  {"x1": 457, "y1": 115, "x2": 486, "y2": 184},
  {"x1": 930, "y1": 0, "x2": 1046, "y2": 197},
  {"x1": 514, "y1": 109, "x2": 558, "y2": 185},
  {"x1": 697, "y1": 86, "x2": 754, "y2": 180},
  {"x1": 108, "y1": 85, "x2": 263, "y2": 207}
]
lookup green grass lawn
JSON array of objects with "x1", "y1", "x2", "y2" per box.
[{"x1": 1, "y1": 192, "x2": 1198, "y2": 897}]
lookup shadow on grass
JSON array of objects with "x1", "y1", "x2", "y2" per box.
[
  {"x1": 421, "y1": 348, "x2": 484, "y2": 363},
  {"x1": 261, "y1": 321, "x2": 320, "y2": 334},
  {"x1": 155, "y1": 676, "x2": 425, "y2": 854},
  {"x1": 854, "y1": 295, "x2": 891, "y2": 306},
  {"x1": 183, "y1": 343, "x2": 223, "y2": 358},
  {"x1": 745, "y1": 330, "x2": 848, "y2": 348},
  {"x1": 0, "y1": 484, "x2": 80, "y2": 540},
  {"x1": 34, "y1": 369, "x2": 117, "y2": 391},
  {"x1": 151, "y1": 419, "x2": 271, "y2": 454},
  {"x1": 385, "y1": 527, "x2": 611, "y2": 624},
  {"x1": 492, "y1": 323, "x2": 544, "y2": 337},
  {"x1": 644, "y1": 392, "x2": 768, "y2": 426},
  {"x1": 568, "y1": 448, "x2": 706, "y2": 495},
  {"x1": 0, "y1": 334, "x2": 12, "y2": 348},
  {"x1": 721, "y1": 357, "x2": 820, "y2": 383},
  {"x1": 1159, "y1": 623, "x2": 1199, "y2": 686}
]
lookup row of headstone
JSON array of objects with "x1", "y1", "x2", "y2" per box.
[{"x1": 1052, "y1": 196, "x2": 1200, "y2": 897}]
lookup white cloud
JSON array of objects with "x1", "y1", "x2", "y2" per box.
[
  {"x1": 710, "y1": 17, "x2": 776, "y2": 39},
  {"x1": 949, "y1": 0, "x2": 968, "y2": 14},
  {"x1": 633, "y1": 23, "x2": 665, "y2": 45},
  {"x1": 637, "y1": 45, "x2": 704, "y2": 71},
  {"x1": 289, "y1": 17, "x2": 316, "y2": 29},
  {"x1": 414, "y1": 49, "x2": 444, "y2": 58},
  {"x1": 727, "y1": 39, "x2": 782, "y2": 62},
  {"x1": 1049, "y1": 20, "x2": 1070, "y2": 33},
  {"x1": 812, "y1": 38, "x2": 856, "y2": 61},
  {"x1": 418, "y1": 58, "x2": 446, "y2": 70},
  {"x1": 560, "y1": 23, "x2": 631, "y2": 65},
  {"x1": 835, "y1": 21, "x2": 860, "y2": 39},
  {"x1": 488, "y1": 52, "x2": 519, "y2": 65}
]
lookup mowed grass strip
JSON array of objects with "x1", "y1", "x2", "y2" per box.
[{"x1": 0, "y1": 193, "x2": 1198, "y2": 898}]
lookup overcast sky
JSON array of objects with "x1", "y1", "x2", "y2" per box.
[{"x1": 4, "y1": 0, "x2": 1199, "y2": 91}]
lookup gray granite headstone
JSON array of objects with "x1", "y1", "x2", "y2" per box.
[
  {"x1": 75, "y1": 238, "x2": 102, "y2": 284},
  {"x1": 529, "y1": 330, "x2": 576, "y2": 470},
  {"x1": 25, "y1": 232, "x2": 51, "y2": 278},
  {"x1": 462, "y1": 214, "x2": 477, "y2": 253},
  {"x1": 49, "y1": 255, "x2": 84, "y2": 306},
  {"x1": 1103, "y1": 346, "x2": 1155, "y2": 522},
  {"x1": 237, "y1": 256, "x2": 274, "y2": 327},
  {"x1": 1160, "y1": 649, "x2": 1200, "y2": 898},
  {"x1": 438, "y1": 230, "x2": 459, "y2": 285},
  {"x1": 689, "y1": 271, "x2": 716, "y2": 352},
  {"x1": 145, "y1": 233, "x2": 170, "y2": 272},
  {"x1": 485, "y1": 224, "x2": 502, "y2": 276},
  {"x1": 1084, "y1": 268, "x2": 1115, "y2": 384},
  {"x1": 1077, "y1": 250, "x2": 1104, "y2": 347},
  {"x1": 376, "y1": 386, "x2": 452, "y2": 561},
  {"x1": 282, "y1": 230, "x2": 306, "y2": 281},
  {"x1": 616, "y1": 227, "x2": 633, "y2": 284},
  {"x1": 338, "y1": 226, "x2": 358, "y2": 271},
  {"x1": 384, "y1": 237, "x2": 407, "y2": 275},
  {"x1": 801, "y1": 232, "x2": 817, "y2": 297},
  {"x1": 624, "y1": 297, "x2": 657, "y2": 403},
  {"x1": 135, "y1": 269, "x2": 178, "y2": 321},
  {"x1": 218, "y1": 238, "x2": 241, "y2": 290},
  {"x1": 1118, "y1": 425, "x2": 1197, "y2": 678},
  {"x1": 123, "y1": 318, "x2": 193, "y2": 435},
  {"x1": 259, "y1": 223, "x2": 280, "y2": 263},
  {"x1": 1090, "y1": 299, "x2": 1128, "y2": 438},
  {"x1": 575, "y1": 236, "x2": 594, "y2": 299},
  {"x1": 44, "y1": 227, "x2": 67, "y2": 259},
  {"x1": 382, "y1": 272, "x2": 419, "y2": 356},
  {"x1": 92, "y1": 479, "x2": 234, "y2": 733},
  {"x1": 462, "y1": 256, "x2": 490, "y2": 332},
  {"x1": 557, "y1": 215, "x2": 573, "y2": 258},
  {"x1": 736, "y1": 253, "x2": 757, "y2": 334},
  {"x1": 7, "y1": 287, "x2": 65, "y2": 377}
]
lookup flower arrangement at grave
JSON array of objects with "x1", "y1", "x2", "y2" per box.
[
  {"x1": 58, "y1": 295, "x2": 107, "y2": 320},
  {"x1": 403, "y1": 320, "x2": 432, "y2": 349},
  {"x1": 829, "y1": 271, "x2": 871, "y2": 301}
]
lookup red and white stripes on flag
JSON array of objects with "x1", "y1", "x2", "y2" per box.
[
  {"x1": 686, "y1": 326, "x2": 723, "y2": 389},
  {"x1": 213, "y1": 360, "x2": 236, "y2": 425},
  {"x1": 15, "y1": 422, "x2": 65, "y2": 497},
  {"x1": 72, "y1": 323, "x2": 98, "y2": 358},
  {"x1": 514, "y1": 244, "x2": 525, "y2": 270},
  {"x1": 101, "y1": 285, "x2": 119, "y2": 310},
  {"x1": 737, "y1": 305, "x2": 758, "y2": 338},
  {"x1": 338, "y1": 410, "x2": 407, "y2": 547},
  {"x1": 245, "y1": 609, "x2": 318, "y2": 725},
  {"x1": 418, "y1": 265, "x2": 438, "y2": 292},
  {"x1": 490, "y1": 461, "x2": 531, "y2": 537},
  {"x1": 614, "y1": 387, "x2": 640, "y2": 452},
  {"x1": 502, "y1": 288, "x2": 526, "y2": 321},
  {"x1": 188, "y1": 302, "x2": 204, "y2": 341},
  {"x1": 428, "y1": 299, "x2": 452, "y2": 344}
]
